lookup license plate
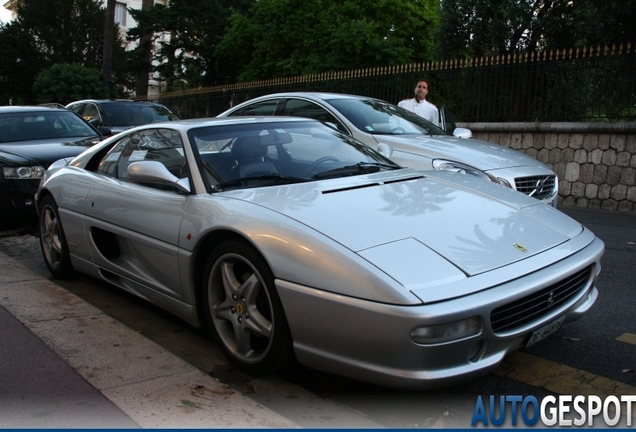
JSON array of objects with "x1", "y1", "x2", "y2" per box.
[{"x1": 525, "y1": 316, "x2": 565, "y2": 347}]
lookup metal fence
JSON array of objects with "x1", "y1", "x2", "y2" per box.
[{"x1": 156, "y1": 44, "x2": 636, "y2": 123}]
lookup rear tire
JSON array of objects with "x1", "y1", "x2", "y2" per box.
[
  {"x1": 202, "y1": 240, "x2": 294, "y2": 376},
  {"x1": 39, "y1": 195, "x2": 75, "y2": 279}
]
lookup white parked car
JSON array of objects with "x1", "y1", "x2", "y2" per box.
[{"x1": 218, "y1": 92, "x2": 558, "y2": 206}]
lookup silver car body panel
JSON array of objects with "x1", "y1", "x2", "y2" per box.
[
  {"x1": 375, "y1": 134, "x2": 556, "y2": 173},
  {"x1": 226, "y1": 171, "x2": 579, "y2": 276},
  {"x1": 277, "y1": 236, "x2": 601, "y2": 389},
  {"x1": 37, "y1": 117, "x2": 602, "y2": 389}
]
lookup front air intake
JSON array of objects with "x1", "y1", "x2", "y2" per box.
[{"x1": 490, "y1": 265, "x2": 593, "y2": 333}]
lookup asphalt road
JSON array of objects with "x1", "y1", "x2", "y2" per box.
[{"x1": 0, "y1": 205, "x2": 634, "y2": 428}]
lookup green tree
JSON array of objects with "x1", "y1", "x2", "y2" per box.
[
  {"x1": 436, "y1": 0, "x2": 636, "y2": 59},
  {"x1": 0, "y1": 0, "x2": 131, "y2": 104},
  {"x1": 537, "y1": 0, "x2": 636, "y2": 50},
  {"x1": 216, "y1": 0, "x2": 439, "y2": 82},
  {"x1": 127, "y1": 0, "x2": 254, "y2": 92},
  {"x1": 0, "y1": 21, "x2": 44, "y2": 105},
  {"x1": 32, "y1": 64, "x2": 106, "y2": 104}
]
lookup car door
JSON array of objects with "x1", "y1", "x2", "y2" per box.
[{"x1": 83, "y1": 127, "x2": 191, "y2": 299}]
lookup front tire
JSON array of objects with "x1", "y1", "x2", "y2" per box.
[
  {"x1": 203, "y1": 240, "x2": 294, "y2": 376},
  {"x1": 39, "y1": 195, "x2": 75, "y2": 279}
]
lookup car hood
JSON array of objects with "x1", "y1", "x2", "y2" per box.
[
  {"x1": 372, "y1": 134, "x2": 549, "y2": 171},
  {"x1": 226, "y1": 171, "x2": 582, "y2": 277},
  {"x1": 0, "y1": 137, "x2": 100, "y2": 167}
]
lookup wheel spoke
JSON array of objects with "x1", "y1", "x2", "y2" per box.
[
  {"x1": 43, "y1": 208, "x2": 53, "y2": 232},
  {"x1": 239, "y1": 273, "x2": 260, "y2": 301},
  {"x1": 243, "y1": 274, "x2": 272, "y2": 339},
  {"x1": 41, "y1": 207, "x2": 62, "y2": 264},
  {"x1": 244, "y1": 308, "x2": 272, "y2": 339},
  {"x1": 234, "y1": 324, "x2": 254, "y2": 356},
  {"x1": 213, "y1": 296, "x2": 236, "y2": 321},
  {"x1": 212, "y1": 262, "x2": 241, "y2": 322},
  {"x1": 49, "y1": 222, "x2": 62, "y2": 254},
  {"x1": 220, "y1": 261, "x2": 241, "y2": 296}
]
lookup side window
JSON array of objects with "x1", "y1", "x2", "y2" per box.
[
  {"x1": 96, "y1": 135, "x2": 130, "y2": 178},
  {"x1": 96, "y1": 128, "x2": 186, "y2": 189},
  {"x1": 280, "y1": 99, "x2": 347, "y2": 133},
  {"x1": 67, "y1": 103, "x2": 84, "y2": 116},
  {"x1": 135, "y1": 128, "x2": 186, "y2": 178},
  {"x1": 82, "y1": 104, "x2": 100, "y2": 124},
  {"x1": 230, "y1": 99, "x2": 280, "y2": 116}
]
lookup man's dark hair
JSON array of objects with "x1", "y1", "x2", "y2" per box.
[{"x1": 415, "y1": 79, "x2": 430, "y2": 89}]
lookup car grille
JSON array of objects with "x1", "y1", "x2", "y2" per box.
[
  {"x1": 515, "y1": 175, "x2": 556, "y2": 201},
  {"x1": 490, "y1": 265, "x2": 593, "y2": 333}
]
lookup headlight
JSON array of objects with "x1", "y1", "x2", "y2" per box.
[
  {"x1": 411, "y1": 317, "x2": 482, "y2": 344},
  {"x1": 432, "y1": 159, "x2": 494, "y2": 183},
  {"x1": 432, "y1": 160, "x2": 513, "y2": 188},
  {"x1": 496, "y1": 177, "x2": 512, "y2": 188},
  {"x1": 3, "y1": 166, "x2": 46, "y2": 179}
]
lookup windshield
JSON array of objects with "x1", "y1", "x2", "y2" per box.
[
  {"x1": 101, "y1": 103, "x2": 179, "y2": 127},
  {"x1": 328, "y1": 98, "x2": 449, "y2": 136},
  {"x1": 189, "y1": 120, "x2": 401, "y2": 191},
  {"x1": 0, "y1": 111, "x2": 100, "y2": 143}
]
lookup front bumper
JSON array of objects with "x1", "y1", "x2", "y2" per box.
[
  {"x1": 0, "y1": 179, "x2": 40, "y2": 217},
  {"x1": 276, "y1": 236, "x2": 603, "y2": 390}
]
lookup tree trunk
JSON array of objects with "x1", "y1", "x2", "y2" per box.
[
  {"x1": 135, "y1": 0, "x2": 154, "y2": 98},
  {"x1": 102, "y1": 0, "x2": 116, "y2": 98}
]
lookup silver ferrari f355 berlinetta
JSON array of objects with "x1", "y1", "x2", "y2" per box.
[{"x1": 36, "y1": 116, "x2": 603, "y2": 389}]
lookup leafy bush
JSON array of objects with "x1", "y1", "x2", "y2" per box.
[{"x1": 33, "y1": 63, "x2": 106, "y2": 105}]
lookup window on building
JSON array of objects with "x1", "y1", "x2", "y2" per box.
[{"x1": 115, "y1": 2, "x2": 127, "y2": 27}]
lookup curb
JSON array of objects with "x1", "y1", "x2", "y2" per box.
[{"x1": 0, "y1": 233, "x2": 298, "y2": 428}]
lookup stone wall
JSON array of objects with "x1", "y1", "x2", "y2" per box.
[{"x1": 457, "y1": 122, "x2": 636, "y2": 212}]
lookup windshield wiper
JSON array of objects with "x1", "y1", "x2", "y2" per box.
[
  {"x1": 213, "y1": 173, "x2": 309, "y2": 191},
  {"x1": 312, "y1": 162, "x2": 399, "y2": 179}
]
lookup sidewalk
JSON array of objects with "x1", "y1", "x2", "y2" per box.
[
  {"x1": 0, "y1": 229, "x2": 297, "y2": 429},
  {"x1": 0, "y1": 304, "x2": 139, "y2": 428}
]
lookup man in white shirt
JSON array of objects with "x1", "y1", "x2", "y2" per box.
[{"x1": 398, "y1": 79, "x2": 439, "y2": 125}]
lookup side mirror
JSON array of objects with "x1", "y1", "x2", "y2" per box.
[
  {"x1": 128, "y1": 161, "x2": 191, "y2": 193},
  {"x1": 452, "y1": 127, "x2": 473, "y2": 139},
  {"x1": 377, "y1": 143, "x2": 394, "y2": 158},
  {"x1": 98, "y1": 126, "x2": 112, "y2": 136}
]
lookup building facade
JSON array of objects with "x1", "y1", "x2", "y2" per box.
[{"x1": 2, "y1": 0, "x2": 167, "y2": 98}]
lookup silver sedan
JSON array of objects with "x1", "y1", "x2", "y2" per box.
[
  {"x1": 36, "y1": 117, "x2": 602, "y2": 389},
  {"x1": 218, "y1": 92, "x2": 559, "y2": 206}
]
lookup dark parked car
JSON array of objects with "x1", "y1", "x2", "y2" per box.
[
  {"x1": 38, "y1": 103, "x2": 67, "y2": 109},
  {"x1": 66, "y1": 99, "x2": 180, "y2": 135},
  {"x1": 0, "y1": 106, "x2": 106, "y2": 222}
]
